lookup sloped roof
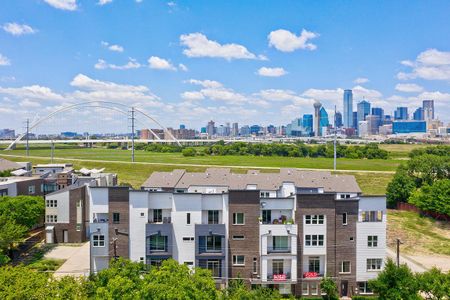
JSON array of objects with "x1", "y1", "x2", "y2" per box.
[{"x1": 0, "y1": 158, "x2": 22, "y2": 172}]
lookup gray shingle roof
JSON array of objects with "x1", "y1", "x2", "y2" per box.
[{"x1": 0, "y1": 158, "x2": 22, "y2": 172}]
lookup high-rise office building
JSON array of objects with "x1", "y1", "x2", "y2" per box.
[
  {"x1": 413, "y1": 108, "x2": 424, "y2": 120},
  {"x1": 366, "y1": 115, "x2": 381, "y2": 135},
  {"x1": 371, "y1": 107, "x2": 384, "y2": 128},
  {"x1": 357, "y1": 100, "x2": 371, "y2": 129},
  {"x1": 240, "y1": 125, "x2": 250, "y2": 136},
  {"x1": 302, "y1": 114, "x2": 313, "y2": 135},
  {"x1": 313, "y1": 102, "x2": 322, "y2": 137},
  {"x1": 231, "y1": 123, "x2": 239, "y2": 136},
  {"x1": 206, "y1": 120, "x2": 215, "y2": 137},
  {"x1": 335, "y1": 112, "x2": 343, "y2": 128},
  {"x1": 352, "y1": 112, "x2": 358, "y2": 129},
  {"x1": 319, "y1": 107, "x2": 329, "y2": 135},
  {"x1": 422, "y1": 100, "x2": 434, "y2": 120},
  {"x1": 394, "y1": 107, "x2": 408, "y2": 120},
  {"x1": 343, "y1": 90, "x2": 353, "y2": 128}
]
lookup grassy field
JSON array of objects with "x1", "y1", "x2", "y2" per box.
[
  {"x1": 378, "y1": 143, "x2": 433, "y2": 158},
  {"x1": 2, "y1": 146, "x2": 402, "y2": 172},
  {"x1": 387, "y1": 210, "x2": 450, "y2": 256},
  {"x1": 1, "y1": 154, "x2": 392, "y2": 195}
]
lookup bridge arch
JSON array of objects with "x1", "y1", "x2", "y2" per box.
[{"x1": 5, "y1": 100, "x2": 181, "y2": 150}]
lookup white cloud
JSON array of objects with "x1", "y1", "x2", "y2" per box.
[
  {"x1": 0, "y1": 85, "x2": 65, "y2": 101},
  {"x1": 148, "y1": 56, "x2": 176, "y2": 70},
  {"x1": 0, "y1": 54, "x2": 10, "y2": 66},
  {"x1": 180, "y1": 91, "x2": 204, "y2": 100},
  {"x1": 353, "y1": 77, "x2": 369, "y2": 84},
  {"x1": 258, "y1": 89, "x2": 303, "y2": 102},
  {"x1": 44, "y1": 0, "x2": 77, "y2": 11},
  {"x1": 185, "y1": 78, "x2": 247, "y2": 104},
  {"x1": 98, "y1": 0, "x2": 113, "y2": 5},
  {"x1": 2, "y1": 23, "x2": 36, "y2": 36},
  {"x1": 178, "y1": 63, "x2": 188, "y2": 72},
  {"x1": 257, "y1": 67, "x2": 287, "y2": 77},
  {"x1": 19, "y1": 99, "x2": 41, "y2": 108},
  {"x1": 187, "y1": 79, "x2": 223, "y2": 88},
  {"x1": 180, "y1": 33, "x2": 262, "y2": 60},
  {"x1": 101, "y1": 41, "x2": 124, "y2": 52},
  {"x1": 395, "y1": 83, "x2": 424, "y2": 93},
  {"x1": 268, "y1": 29, "x2": 318, "y2": 52},
  {"x1": 167, "y1": 1, "x2": 176, "y2": 7},
  {"x1": 397, "y1": 49, "x2": 450, "y2": 81},
  {"x1": 94, "y1": 58, "x2": 141, "y2": 70}
]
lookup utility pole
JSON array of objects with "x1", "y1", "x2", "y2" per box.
[
  {"x1": 396, "y1": 238, "x2": 402, "y2": 267},
  {"x1": 334, "y1": 105, "x2": 337, "y2": 171},
  {"x1": 130, "y1": 107, "x2": 135, "y2": 163},
  {"x1": 26, "y1": 118, "x2": 29, "y2": 157}
]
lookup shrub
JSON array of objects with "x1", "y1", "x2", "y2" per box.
[{"x1": 182, "y1": 148, "x2": 196, "y2": 157}]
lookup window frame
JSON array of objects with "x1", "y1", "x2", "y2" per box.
[
  {"x1": 368, "y1": 235, "x2": 378, "y2": 247},
  {"x1": 208, "y1": 210, "x2": 219, "y2": 224},
  {"x1": 232, "y1": 212, "x2": 245, "y2": 225},
  {"x1": 153, "y1": 209, "x2": 162, "y2": 223},
  {"x1": 92, "y1": 234, "x2": 105, "y2": 247},
  {"x1": 340, "y1": 261, "x2": 351, "y2": 274},
  {"x1": 232, "y1": 255, "x2": 245, "y2": 266},
  {"x1": 112, "y1": 212, "x2": 120, "y2": 224},
  {"x1": 366, "y1": 258, "x2": 382, "y2": 271}
]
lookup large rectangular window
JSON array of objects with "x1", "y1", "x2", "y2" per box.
[
  {"x1": 362, "y1": 211, "x2": 383, "y2": 222},
  {"x1": 206, "y1": 235, "x2": 222, "y2": 252},
  {"x1": 272, "y1": 259, "x2": 284, "y2": 275},
  {"x1": 46, "y1": 200, "x2": 57, "y2": 207},
  {"x1": 368, "y1": 236, "x2": 378, "y2": 247},
  {"x1": 366, "y1": 259, "x2": 382, "y2": 271},
  {"x1": 340, "y1": 261, "x2": 351, "y2": 273},
  {"x1": 92, "y1": 234, "x2": 105, "y2": 247},
  {"x1": 232, "y1": 255, "x2": 245, "y2": 266},
  {"x1": 308, "y1": 257, "x2": 320, "y2": 273},
  {"x1": 153, "y1": 209, "x2": 162, "y2": 223},
  {"x1": 305, "y1": 235, "x2": 324, "y2": 246},
  {"x1": 233, "y1": 213, "x2": 245, "y2": 225},
  {"x1": 272, "y1": 236, "x2": 289, "y2": 252},
  {"x1": 262, "y1": 210, "x2": 271, "y2": 224},
  {"x1": 46, "y1": 215, "x2": 57, "y2": 223},
  {"x1": 305, "y1": 215, "x2": 324, "y2": 225},
  {"x1": 148, "y1": 235, "x2": 167, "y2": 252},
  {"x1": 206, "y1": 259, "x2": 221, "y2": 277},
  {"x1": 358, "y1": 282, "x2": 373, "y2": 294},
  {"x1": 208, "y1": 210, "x2": 219, "y2": 224},
  {"x1": 113, "y1": 213, "x2": 120, "y2": 224}
]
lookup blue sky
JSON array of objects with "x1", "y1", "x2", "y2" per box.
[{"x1": 0, "y1": 0, "x2": 449, "y2": 133}]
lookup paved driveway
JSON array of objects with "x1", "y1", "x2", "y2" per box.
[{"x1": 46, "y1": 242, "x2": 90, "y2": 277}]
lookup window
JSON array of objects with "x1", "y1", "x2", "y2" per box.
[
  {"x1": 358, "y1": 282, "x2": 373, "y2": 294},
  {"x1": 208, "y1": 210, "x2": 219, "y2": 224},
  {"x1": 232, "y1": 235, "x2": 245, "y2": 240},
  {"x1": 302, "y1": 283, "x2": 309, "y2": 295},
  {"x1": 305, "y1": 235, "x2": 324, "y2": 246},
  {"x1": 366, "y1": 259, "x2": 382, "y2": 271},
  {"x1": 206, "y1": 236, "x2": 222, "y2": 252},
  {"x1": 232, "y1": 255, "x2": 245, "y2": 266},
  {"x1": 272, "y1": 259, "x2": 283, "y2": 275},
  {"x1": 308, "y1": 257, "x2": 320, "y2": 273},
  {"x1": 46, "y1": 215, "x2": 57, "y2": 223},
  {"x1": 186, "y1": 213, "x2": 191, "y2": 225},
  {"x1": 92, "y1": 234, "x2": 105, "y2": 247},
  {"x1": 252, "y1": 257, "x2": 258, "y2": 274},
  {"x1": 233, "y1": 213, "x2": 245, "y2": 225},
  {"x1": 310, "y1": 282, "x2": 319, "y2": 295},
  {"x1": 153, "y1": 209, "x2": 162, "y2": 223},
  {"x1": 206, "y1": 259, "x2": 221, "y2": 277},
  {"x1": 140, "y1": 212, "x2": 145, "y2": 217},
  {"x1": 343, "y1": 213, "x2": 347, "y2": 225},
  {"x1": 184, "y1": 261, "x2": 194, "y2": 267},
  {"x1": 46, "y1": 200, "x2": 57, "y2": 208},
  {"x1": 149, "y1": 259, "x2": 163, "y2": 268},
  {"x1": 182, "y1": 237, "x2": 194, "y2": 242},
  {"x1": 340, "y1": 261, "x2": 351, "y2": 273},
  {"x1": 362, "y1": 211, "x2": 383, "y2": 222},
  {"x1": 148, "y1": 235, "x2": 167, "y2": 252},
  {"x1": 113, "y1": 213, "x2": 120, "y2": 224},
  {"x1": 272, "y1": 236, "x2": 289, "y2": 251},
  {"x1": 0, "y1": 189, "x2": 7, "y2": 196},
  {"x1": 260, "y1": 191, "x2": 270, "y2": 198},
  {"x1": 28, "y1": 185, "x2": 35, "y2": 194},
  {"x1": 368, "y1": 236, "x2": 378, "y2": 247},
  {"x1": 76, "y1": 223, "x2": 81, "y2": 231},
  {"x1": 305, "y1": 215, "x2": 324, "y2": 225},
  {"x1": 262, "y1": 210, "x2": 271, "y2": 224}
]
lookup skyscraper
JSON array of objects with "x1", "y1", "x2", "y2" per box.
[
  {"x1": 413, "y1": 108, "x2": 424, "y2": 120},
  {"x1": 343, "y1": 89, "x2": 353, "y2": 128},
  {"x1": 206, "y1": 120, "x2": 215, "y2": 137},
  {"x1": 302, "y1": 114, "x2": 313, "y2": 135},
  {"x1": 357, "y1": 100, "x2": 371, "y2": 129},
  {"x1": 422, "y1": 100, "x2": 434, "y2": 120},
  {"x1": 371, "y1": 107, "x2": 384, "y2": 129},
  {"x1": 231, "y1": 122, "x2": 239, "y2": 136},
  {"x1": 352, "y1": 111, "x2": 358, "y2": 129},
  {"x1": 319, "y1": 107, "x2": 329, "y2": 135},
  {"x1": 313, "y1": 101, "x2": 322, "y2": 137},
  {"x1": 335, "y1": 112, "x2": 343, "y2": 128},
  {"x1": 394, "y1": 107, "x2": 408, "y2": 120}
]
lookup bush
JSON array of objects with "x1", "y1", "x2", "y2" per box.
[
  {"x1": 351, "y1": 296, "x2": 379, "y2": 300},
  {"x1": 182, "y1": 148, "x2": 197, "y2": 157},
  {"x1": 320, "y1": 277, "x2": 339, "y2": 300}
]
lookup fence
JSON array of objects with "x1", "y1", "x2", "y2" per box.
[{"x1": 396, "y1": 202, "x2": 450, "y2": 221}]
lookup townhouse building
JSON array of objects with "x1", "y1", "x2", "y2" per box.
[{"x1": 86, "y1": 168, "x2": 386, "y2": 298}]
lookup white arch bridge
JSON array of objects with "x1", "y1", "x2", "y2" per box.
[{"x1": 2, "y1": 101, "x2": 182, "y2": 162}]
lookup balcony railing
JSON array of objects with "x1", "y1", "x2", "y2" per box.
[
  {"x1": 267, "y1": 246, "x2": 291, "y2": 253},
  {"x1": 198, "y1": 246, "x2": 223, "y2": 254},
  {"x1": 267, "y1": 273, "x2": 291, "y2": 281},
  {"x1": 148, "y1": 217, "x2": 172, "y2": 224},
  {"x1": 261, "y1": 218, "x2": 294, "y2": 225},
  {"x1": 303, "y1": 271, "x2": 324, "y2": 278}
]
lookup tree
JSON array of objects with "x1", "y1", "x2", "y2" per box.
[
  {"x1": 407, "y1": 154, "x2": 450, "y2": 187},
  {"x1": 0, "y1": 215, "x2": 27, "y2": 263},
  {"x1": 0, "y1": 196, "x2": 45, "y2": 229},
  {"x1": 182, "y1": 147, "x2": 197, "y2": 157},
  {"x1": 386, "y1": 166, "x2": 416, "y2": 208},
  {"x1": 369, "y1": 259, "x2": 420, "y2": 300},
  {"x1": 0, "y1": 265, "x2": 54, "y2": 299},
  {"x1": 408, "y1": 179, "x2": 450, "y2": 216},
  {"x1": 222, "y1": 277, "x2": 282, "y2": 300},
  {"x1": 320, "y1": 276, "x2": 339, "y2": 300},
  {"x1": 416, "y1": 267, "x2": 450, "y2": 300}
]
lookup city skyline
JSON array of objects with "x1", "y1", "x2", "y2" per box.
[{"x1": 0, "y1": 0, "x2": 450, "y2": 133}]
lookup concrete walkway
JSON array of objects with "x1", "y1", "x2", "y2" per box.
[{"x1": 46, "y1": 242, "x2": 90, "y2": 277}]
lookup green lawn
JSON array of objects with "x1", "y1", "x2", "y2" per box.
[{"x1": 2, "y1": 146, "x2": 401, "y2": 172}]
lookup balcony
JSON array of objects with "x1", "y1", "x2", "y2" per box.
[
  {"x1": 302, "y1": 272, "x2": 324, "y2": 279},
  {"x1": 267, "y1": 246, "x2": 291, "y2": 254},
  {"x1": 148, "y1": 216, "x2": 172, "y2": 224},
  {"x1": 267, "y1": 273, "x2": 291, "y2": 282}
]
